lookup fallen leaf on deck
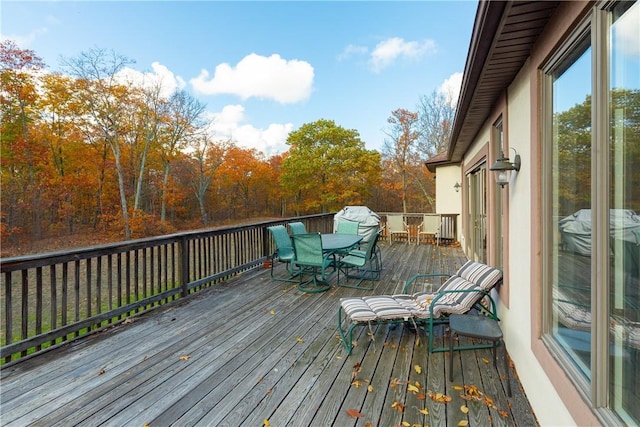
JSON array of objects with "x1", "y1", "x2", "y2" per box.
[
  {"x1": 270, "y1": 310, "x2": 276, "y2": 315},
  {"x1": 414, "y1": 364, "x2": 422, "y2": 374},
  {"x1": 458, "y1": 420, "x2": 469, "y2": 426},
  {"x1": 418, "y1": 407, "x2": 429, "y2": 415},
  {"x1": 390, "y1": 378, "x2": 403, "y2": 388},
  {"x1": 429, "y1": 391, "x2": 452, "y2": 403},
  {"x1": 482, "y1": 357, "x2": 490, "y2": 364},
  {"x1": 263, "y1": 419, "x2": 270, "y2": 426},
  {"x1": 499, "y1": 410, "x2": 509, "y2": 418},
  {"x1": 296, "y1": 337, "x2": 304, "y2": 343},
  {"x1": 460, "y1": 405, "x2": 469, "y2": 414},
  {"x1": 401, "y1": 421, "x2": 410, "y2": 426},
  {"x1": 391, "y1": 401, "x2": 405, "y2": 413},
  {"x1": 179, "y1": 355, "x2": 190, "y2": 361},
  {"x1": 408, "y1": 384, "x2": 420, "y2": 393},
  {"x1": 368, "y1": 384, "x2": 374, "y2": 392},
  {"x1": 352, "y1": 380, "x2": 363, "y2": 388},
  {"x1": 345, "y1": 408, "x2": 363, "y2": 418},
  {"x1": 351, "y1": 362, "x2": 362, "y2": 381},
  {"x1": 417, "y1": 393, "x2": 427, "y2": 401}
]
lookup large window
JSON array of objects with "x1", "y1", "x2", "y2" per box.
[
  {"x1": 608, "y1": 2, "x2": 640, "y2": 423},
  {"x1": 543, "y1": 1, "x2": 639, "y2": 423}
]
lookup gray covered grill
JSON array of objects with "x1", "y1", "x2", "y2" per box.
[{"x1": 333, "y1": 206, "x2": 381, "y2": 243}]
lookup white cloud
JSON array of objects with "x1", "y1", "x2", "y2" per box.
[
  {"x1": 190, "y1": 53, "x2": 314, "y2": 104},
  {"x1": 438, "y1": 72, "x2": 463, "y2": 108},
  {"x1": 0, "y1": 28, "x2": 48, "y2": 50},
  {"x1": 205, "y1": 105, "x2": 293, "y2": 156},
  {"x1": 338, "y1": 44, "x2": 368, "y2": 61},
  {"x1": 369, "y1": 37, "x2": 436, "y2": 73},
  {"x1": 115, "y1": 62, "x2": 186, "y2": 98}
]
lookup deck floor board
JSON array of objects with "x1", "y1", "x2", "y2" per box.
[{"x1": 0, "y1": 242, "x2": 538, "y2": 426}]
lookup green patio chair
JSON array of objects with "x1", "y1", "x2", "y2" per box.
[
  {"x1": 336, "y1": 220, "x2": 360, "y2": 235},
  {"x1": 267, "y1": 225, "x2": 300, "y2": 282},
  {"x1": 373, "y1": 226, "x2": 384, "y2": 267},
  {"x1": 288, "y1": 221, "x2": 307, "y2": 235},
  {"x1": 334, "y1": 220, "x2": 361, "y2": 256},
  {"x1": 291, "y1": 233, "x2": 334, "y2": 293},
  {"x1": 337, "y1": 227, "x2": 382, "y2": 290}
]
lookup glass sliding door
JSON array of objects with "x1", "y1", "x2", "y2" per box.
[{"x1": 467, "y1": 165, "x2": 487, "y2": 263}]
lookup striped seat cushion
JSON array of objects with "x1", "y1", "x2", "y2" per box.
[
  {"x1": 340, "y1": 296, "x2": 412, "y2": 322},
  {"x1": 393, "y1": 293, "x2": 440, "y2": 318},
  {"x1": 455, "y1": 260, "x2": 502, "y2": 291},
  {"x1": 414, "y1": 277, "x2": 482, "y2": 317}
]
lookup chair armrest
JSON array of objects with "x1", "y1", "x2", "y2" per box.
[{"x1": 403, "y1": 273, "x2": 451, "y2": 293}]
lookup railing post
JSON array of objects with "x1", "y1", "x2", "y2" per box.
[
  {"x1": 179, "y1": 236, "x2": 189, "y2": 297},
  {"x1": 263, "y1": 226, "x2": 270, "y2": 261}
]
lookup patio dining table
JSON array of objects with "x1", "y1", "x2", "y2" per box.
[
  {"x1": 311, "y1": 233, "x2": 363, "y2": 289},
  {"x1": 321, "y1": 233, "x2": 363, "y2": 254}
]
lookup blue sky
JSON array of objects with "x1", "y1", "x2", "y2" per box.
[{"x1": 2, "y1": 1, "x2": 478, "y2": 155}]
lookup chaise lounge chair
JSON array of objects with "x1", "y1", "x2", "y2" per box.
[{"x1": 337, "y1": 260, "x2": 503, "y2": 353}]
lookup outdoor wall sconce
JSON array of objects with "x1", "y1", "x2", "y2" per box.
[
  {"x1": 454, "y1": 182, "x2": 461, "y2": 193},
  {"x1": 490, "y1": 148, "x2": 521, "y2": 188}
]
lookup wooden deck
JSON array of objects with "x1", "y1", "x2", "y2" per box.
[{"x1": 0, "y1": 242, "x2": 538, "y2": 426}]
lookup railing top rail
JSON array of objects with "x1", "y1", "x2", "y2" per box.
[{"x1": 0, "y1": 213, "x2": 333, "y2": 273}]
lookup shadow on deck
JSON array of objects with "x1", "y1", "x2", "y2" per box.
[{"x1": 0, "y1": 242, "x2": 538, "y2": 426}]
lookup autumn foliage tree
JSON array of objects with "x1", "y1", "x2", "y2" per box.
[
  {"x1": 0, "y1": 40, "x2": 47, "y2": 241},
  {"x1": 280, "y1": 119, "x2": 381, "y2": 215},
  {"x1": 1, "y1": 40, "x2": 445, "y2": 255},
  {"x1": 382, "y1": 109, "x2": 420, "y2": 213}
]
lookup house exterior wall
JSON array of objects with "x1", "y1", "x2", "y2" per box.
[
  {"x1": 526, "y1": 2, "x2": 602, "y2": 425},
  {"x1": 457, "y1": 3, "x2": 601, "y2": 425},
  {"x1": 461, "y1": 65, "x2": 578, "y2": 427},
  {"x1": 503, "y1": 61, "x2": 578, "y2": 427}
]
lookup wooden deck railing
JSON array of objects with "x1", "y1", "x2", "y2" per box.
[
  {"x1": 0, "y1": 214, "x2": 334, "y2": 364},
  {"x1": 378, "y1": 212, "x2": 459, "y2": 243}
]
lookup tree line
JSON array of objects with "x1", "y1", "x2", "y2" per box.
[{"x1": 1, "y1": 40, "x2": 455, "y2": 253}]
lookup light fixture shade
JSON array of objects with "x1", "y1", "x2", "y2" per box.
[{"x1": 490, "y1": 158, "x2": 516, "y2": 172}]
